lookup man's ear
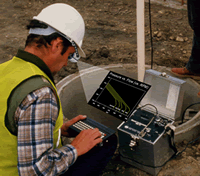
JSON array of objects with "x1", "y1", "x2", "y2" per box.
[{"x1": 51, "y1": 37, "x2": 63, "y2": 54}]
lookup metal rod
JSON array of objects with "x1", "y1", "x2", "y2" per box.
[{"x1": 137, "y1": 0, "x2": 145, "y2": 82}]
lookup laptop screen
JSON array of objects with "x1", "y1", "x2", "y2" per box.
[{"x1": 88, "y1": 71, "x2": 151, "y2": 121}]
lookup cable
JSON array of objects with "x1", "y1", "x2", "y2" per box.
[
  {"x1": 176, "y1": 135, "x2": 200, "y2": 156},
  {"x1": 181, "y1": 102, "x2": 200, "y2": 123},
  {"x1": 137, "y1": 103, "x2": 158, "y2": 116},
  {"x1": 136, "y1": 104, "x2": 158, "y2": 137},
  {"x1": 148, "y1": 0, "x2": 154, "y2": 69}
]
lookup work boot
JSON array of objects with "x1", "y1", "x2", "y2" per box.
[
  {"x1": 198, "y1": 91, "x2": 200, "y2": 98},
  {"x1": 171, "y1": 67, "x2": 200, "y2": 80}
]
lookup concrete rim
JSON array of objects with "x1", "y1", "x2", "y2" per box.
[{"x1": 56, "y1": 64, "x2": 200, "y2": 143}]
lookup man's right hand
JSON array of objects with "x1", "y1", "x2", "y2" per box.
[{"x1": 71, "y1": 128, "x2": 103, "y2": 156}]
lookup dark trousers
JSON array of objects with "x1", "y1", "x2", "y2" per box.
[
  {"x1": 61, "y1": 134, "x2": 117, "y2": 176},
  {"x1": 186, "y1": 0, "x2": 200, "y2": 73}
]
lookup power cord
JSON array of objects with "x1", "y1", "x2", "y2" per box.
[
  {"x1": 181, "y1": 102, "x2": 200, "y2": 123},
  {"x1": 136, "y1": 104, "x2": 158, "y2": 137},
  {"x1": 137, "y1": 103, "x2": 158, "y2": 116}
]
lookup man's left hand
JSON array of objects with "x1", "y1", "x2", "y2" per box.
[{"x1": 61, "y1": 115, "x2": 87, "y2": 137}]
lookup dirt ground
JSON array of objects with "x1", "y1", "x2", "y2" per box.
[{"x1": 1, "y1": 0, "x2": 200, "y2": 175}]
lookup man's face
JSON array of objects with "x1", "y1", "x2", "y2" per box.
[{"x1": 51, "y1": 45, "x2": 75, "y2": 75}]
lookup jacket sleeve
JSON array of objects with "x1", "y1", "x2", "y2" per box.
[{"x1": 16, "y1": 87, "x2": 78, "y2": 176}]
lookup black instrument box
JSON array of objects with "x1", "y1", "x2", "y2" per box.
[{"x1": 117, "y1": 69, "x2": 186, "y2": 176}]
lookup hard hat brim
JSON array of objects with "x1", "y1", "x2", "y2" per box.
[{"x1": 33, "y1": 16, "x2": 86, "y2": 58}]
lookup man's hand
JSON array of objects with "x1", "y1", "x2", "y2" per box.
[
  {"x1": 61, "y1": 115, "x2": 87, "y2": 137},
  {"x1": 71, "y1": 128, "x2": 103, "y2": 156}
]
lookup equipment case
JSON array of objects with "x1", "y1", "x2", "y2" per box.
[{"x1": 117, "y1": 69, "x2": 186, "y2": 176}]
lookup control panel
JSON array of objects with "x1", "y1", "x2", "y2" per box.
[{"x1": 119, "y1": 109, "x2": 173, "y2": 143}]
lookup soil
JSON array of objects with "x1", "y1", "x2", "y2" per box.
[{"x1": 1, "y1": 0, "x2": 200, "y2": 175}]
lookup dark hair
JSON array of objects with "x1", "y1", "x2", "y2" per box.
[{"x1": 26, "y1": 20, "x2": 72, "y2": 55}]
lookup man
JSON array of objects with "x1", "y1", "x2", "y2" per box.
[
  {"x1": 171, "y1": 0, "x2": 200, "y2": 96},
  {"x1": 0, "y1": 3, "x2": 117, "y2": 176}
]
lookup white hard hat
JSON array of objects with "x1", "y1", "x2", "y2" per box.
[{"x1": 32, "y1": 3, "x2": 86, "y2": 60}]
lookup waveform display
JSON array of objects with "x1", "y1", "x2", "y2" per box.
[
  {"x1": 88, "y1": 71, "x2": 151, "y2": 121},
  {"x1": 105, "y1": 83, "x2": 130, "y2": 114}
]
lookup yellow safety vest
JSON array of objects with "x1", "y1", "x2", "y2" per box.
[{"x1": 0, "y1": 56, "x2": 63, "y2": 175}]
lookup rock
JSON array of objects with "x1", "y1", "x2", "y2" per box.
[
  {"x1": 99, "y1": 47, "x2": 110, "y2": 58},
  {"x1": 154, "y1": 31, "x2": 159, "y2": 36},
  {"x1": 184, "y1": 37, "x2": 189, "y2": 41},
  {"x1": 161, "y1": 48, "x2": 165, "y2": 52},
  {"x1": 157, "y1": 32, "x2": 162, "y2": 38},
  {"x1": 197, "y1": 144, "x2": 200, "y2": 151},
  {"x1": 183, "y1": 50, "x2": 187, "y2": 54},
  {"x1": 196, "y1": 152, "x2": 200, "y2": 156},
  {"x1": 158, "y1": 10, "x2": 165, "y2": 14},
  {"x1": 166, "y1": 51, "x2": 172, "y2": 55},
  {"x1": 169, "y1": 36, "x2": 175, "y2": 40},
  {"x1": 176, "y1": 36, "x2": 184, "y2": 42},
  {"x1": 156, "y1": 37, "x2": 161, "y2": 41},
  {"x1": 192, "y1": 146, "x2": 197, "y2": 150}
]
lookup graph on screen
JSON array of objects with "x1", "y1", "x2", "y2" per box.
[{"x1": 88, "y1": 71, "x2": 151, "y2": 121}]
